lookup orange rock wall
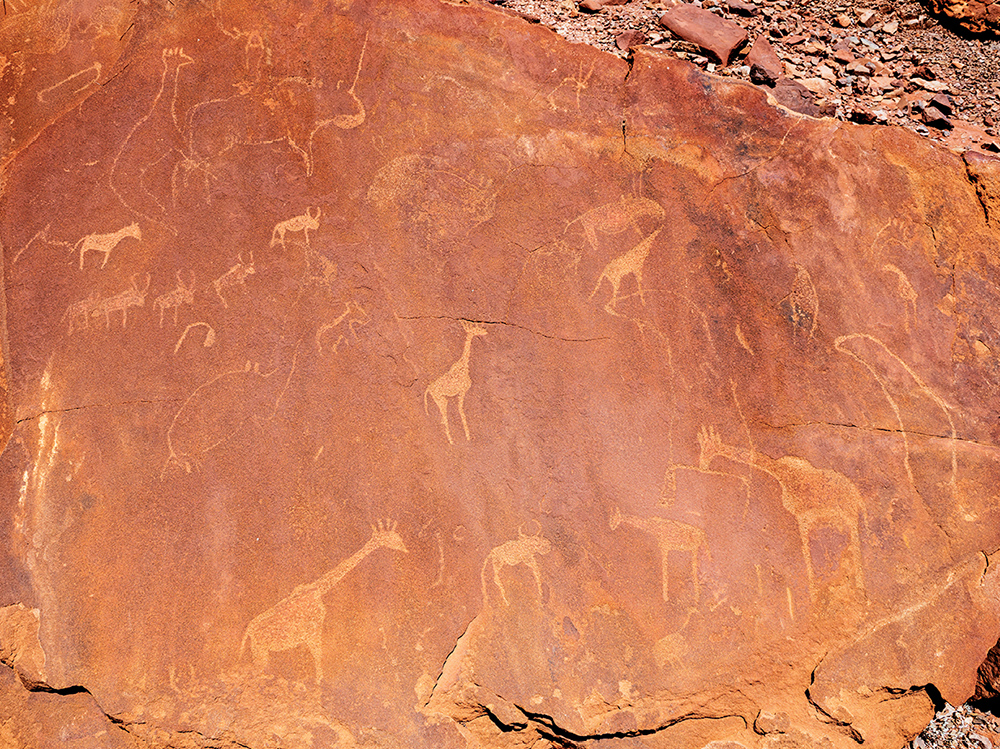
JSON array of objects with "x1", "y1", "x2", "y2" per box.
[{"x1": 1, "y1": 0, "x2": 1000, "y2": 747}]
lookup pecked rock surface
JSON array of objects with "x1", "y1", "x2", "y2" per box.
[{"x1": 2, "y1": 0, "x2": 1000, "y2": 747}]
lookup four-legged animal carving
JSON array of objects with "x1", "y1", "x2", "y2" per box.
[
  {"x1": 239, "y1": 520, "x2": 407, "y2": 682},
  {"x1": 609, "y1": 507, "x2": 708, "y2": 602},
  {"x1": 73, "y1": 223, "x2": 141, "y2": 269},
  {"x1": 213, "y1": 252, "x2": 255, "y2": 308},
  {"x1": 565, "y1": 195, "x2": 664, "y2": 254},
  {"x1": 590, "y1": 228, "x2": 661, "y2": 315},
  {"x1": 424, "y1": 321, "x2": 488, "y2": 444},
  {"x1": 91, "y1": 274, "x2": 151, "y2": 329},
  {"x1": 481, "y1": 525, "x2": 552, "y2": 606},
  {"x1": 698, "y1": 426, "x2": 866, "y2": 600},
  {"x1": 64, "y1": 292, "x2": 101, "y2": 335},
  {"x1": 153, "y1": 270, "x2": 196, "y2": 325},
  {"x1": 270, "y1": 207, "x2": 321, "y2": 250}
]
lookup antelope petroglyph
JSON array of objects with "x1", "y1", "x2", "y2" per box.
[
  {"x1": 91, "y1": 274, "x2": 151, "y2": 329},
  {"x1": 239, "y1": 520, "x2": 407, "y2": 681},
  {"x1": 154, "y1": 270, "x2": 196, "y2": 326},
  {"x1": 424, "y1": 320, "x2": 488, "y2": 444},
  {"x1": 73, "y1": 223, "x2": 141, "y2": 269},
  {"x1": 270, "y1": 207, "x2": 321, "y2": 250},
  {"x1": 481, "y1": 525, "x2": 552, "y2": 606}
]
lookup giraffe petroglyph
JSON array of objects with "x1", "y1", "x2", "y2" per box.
[
  {"x1": 240, "y1": 520, "x2": 407, "y2": 682},
  {"x1": 424, "y1": 320, "x2": 488, "y2": 444},
  {"x1": 73, "y1": 223, "x2": 141, "y2": 269},
  {"x1": 590, "y1": 228, "x2": 662, "y2": 315},
  {"x1": 609, "y1": 507, "x2": 708, "y2": 602},
  {"x1": 481, "y1": 525, "x2": 552, "y2": 606},
  {"x1": 697, "y1": 426, "x2": 866, "y2": 600}
]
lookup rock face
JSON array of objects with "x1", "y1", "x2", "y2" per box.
[
  {"x1": 1, "y1": 0, "x2": 1000, "y2": 748},
  {"x1": 925, "y1": 0, "x2": 1000, "y2": 34}
]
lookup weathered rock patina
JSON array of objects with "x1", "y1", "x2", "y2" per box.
[{"x1": 1, "y1": 0, "x2": 1000, "y2": 747}]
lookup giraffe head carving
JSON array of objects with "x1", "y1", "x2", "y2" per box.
[
  {"x1": 460, "y1": 320, "x2": 488, "y2": 338},
  {"x1": 371, "y1": 519, "x2": 408, "y2": 553}
]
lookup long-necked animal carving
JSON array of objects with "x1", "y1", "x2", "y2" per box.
[
  {"x1": 239, "y1": 520, "x2": 407, "y2": 681},
  {"x1": 424, "y1": 320, "x2": 488, "y2": 444}
]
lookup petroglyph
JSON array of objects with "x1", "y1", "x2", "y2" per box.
[
  {"x1": 14, "y1": 224, "x2": 72, "y2": 265},
  {"x1": 315, "y1": 300, "x2": 369, "y2": 354},
  {"x1": 882, "y1": 264, "x2": 918, "y2": 332},
  {"x1": 546, "y1": 62, "x2": 595, "y2": 111},
  {"x1": 565, "y1": 195, "x2": 665, "y2": 254},
  {"x1": 154, "y1": 270, "x2": 196, "y2": 325},
  {"x1": 240, "y1": 520, "x2": 407, "y2": 681},
  {"x1": 424, "y1": 321, "x2": 488, "y2": 444},
  {"x1": 161, "y1": 360, "x2": 277, "y2": 477},
  {"x1": 610, "y1": 507, "x2": 708, "y2": 602},
  {"x1": 111, "y1": 48, "x2": 194, "y2": 228},
  {"x1": 655, "y1": 608, "x2": 695, "y2": 669},
  {"x1": 174, "y1": 322, "x2": 216, "y2": 353},
  {"x1": 36, "y1": 62, "x2": 102, "y2": 103},
  {"x1": 64, "y1": 292, "x2": 101, "y2": 335},
  {"x1": 91, "y1": 274, "x2": 151, "y2": 329},
  {"x1": 481, "y1": 525, "x2": 552, "y2": 606},
  {"x1": 834, "y1": 333, "x2": 957, "y2": 500},
  {"x1": 780, "y1": 263, "x2": 818, "y2": 336},
  {"x1": 590, "y1": 228, "x2": 662, "y2": 315},
  {"x1": 305, "y1": 34, "x2": 368, "y2": 175},
  {"x1": 213, "y1": 252, "x2": 255, "y2": 308},
  {"x1": 271, "y1": 207, "x2": 321, "y2": 250},
  {"x1": 698, "y1": 426, "x2": 866, "y2": 600},
  {"x1": 73, "y1": 223, "x2": 141, "y2": 269}
]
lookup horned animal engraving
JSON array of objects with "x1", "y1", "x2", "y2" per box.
[
  {"x1": 698, "y1": 426, "x2": 866, "y2": 600},
  {"x1": 590, "y1": 228, "x2": 662, "y2": 315},
  {"x1": 565, "y1": 195, "x2": 665, "y2": 253},
  {"x1": 154, "y1": 270, "x2": 196, "y2": 325},
  {"x1": 239, "y1": 520, "x2": 407, "y2": 681},
  {"x1": 213, "y1": 253, "x2": 255, "y2": 308},
  {"x1": 481, "y1": 526, "x2": 552, "y2": 606},
  {"x1": 270, "y1": 207, "x2": 321, "y2": 250},
  {"x1": 424, "y1": 321, "x2": 488, "y2": 444},
  {"x1": 91, "y1": 274, "x2": 151, "y2": 329},
  {"x1": 64, "y1": 292, "x2": 101, "y2": 335},
  {"x1": 73, "y1": 223, "x2": 141, "y2": 269},
  {"x1": 315, "y1": 300, "x2": 369, "y2": 354},
  {"x1": 609, "y1": 507, "x2": 708, "y2": 602}
]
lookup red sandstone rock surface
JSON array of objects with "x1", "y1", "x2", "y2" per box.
[{"x1": 1, "y1": 0, "x2": 1000, "y2": 748}]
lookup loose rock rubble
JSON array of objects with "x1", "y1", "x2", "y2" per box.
[
  {"x1": 904, "y1": 703, "x2": 1000, "y2": 749},
  {"x1": 491, "y1": 0, "x2": 1000, "y2": 154}
]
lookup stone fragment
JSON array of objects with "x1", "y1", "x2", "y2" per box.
[
  {"x1": 929, "y1": 93, "x2": 953, "y2": 115},
  {"x1": 835, "y1": 13, "x2": 852, "y2": 26},
  {"x1": 857, "y1": 8, "x2": 878, "y2": 26},
  {"x1": 744, "y1": 36, "x2": 783, "y2": 82},
  {"x1": 659, "y1": 3, "x2": 749, "y2": 64},
  {"x1": 771, "y1": 76, "x2": 820, "y2": 115},
  {"x1": 833, "y1": 48, "x2": 855, "y2": 64},
  {"x1": 882, "y1": 19, "x2": 899, "y2": 32},
  {"x1": 616, "y1": 29, "x2": 648, "y2": 50},
  {"x1": 579, "y1": 0, "x2": 603, "y2": 12},
  {"x1": 923, "y1": 107, "x2": 953, "y2": 129},
  {"x1": 726, "y1": 0, "x2": 758, "y2": 16}
]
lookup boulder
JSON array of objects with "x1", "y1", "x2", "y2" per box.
[
  {"x1": 1, "y1": 0, "x2": 1000, "y2": 747},
  {"x1": 659, "y1": 3, "x2": 749, "y2": 64},
  {"x1": 924, "y1": 0, "x2": 1000, "y2": 34}
]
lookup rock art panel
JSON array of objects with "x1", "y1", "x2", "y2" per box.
[{"x1": 1, "y1": 0, "x2": 1000, "y2": 748}]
